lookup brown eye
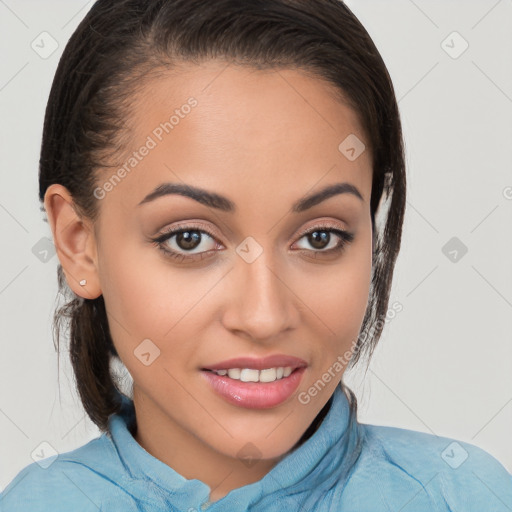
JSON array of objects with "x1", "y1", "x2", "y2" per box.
[
  {"x1": 307, "y1": 230, "x2": 331, "y2": 250},
  {"x1": 174, "y1": 230, "x2": 202, "y2": 251},
  {"x1": 294, "y1": 227, "x2": 354, "y2": 255},
  {"x1": 151, "y1": 225, "x2": 220, "y2": 262}
]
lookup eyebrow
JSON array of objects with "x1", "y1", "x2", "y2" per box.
[{"x1": 137, "y1": 181, "x2": 363, "y2": 213}]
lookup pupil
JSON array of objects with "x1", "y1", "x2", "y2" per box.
[
  {"x1": 309, "y1": 231, "x2": 329, "y2": 249},
  {"x1": 177, "y1": 231, "x2": 201, "y2": 250}
]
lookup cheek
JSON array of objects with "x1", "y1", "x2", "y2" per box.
[
  {"x1": 97, "y1": 235, "x2": 177, "y2": 358},
  {"x1": 99, "y1": 222, "x2": 202, "y2": 329},
  {"x1": 293, "y1": 226, "x2": 372, "y2": 342},
  {"x1": 97, "y1": 234, "x2": 218, "y2": 373},
  {"x1": 99, "y1": 243, "x2": 162, "y2": 329}
]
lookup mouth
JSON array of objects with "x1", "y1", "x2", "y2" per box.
[
  {"x1": 200, "y1": 355, "x2": 307, "y2": 409},
  {"x1": 201, "y1": 366, "x2": 299, "y2": 383},
  {"x1": 201, "y1": 354, "x2": 307, "y2": 373}
]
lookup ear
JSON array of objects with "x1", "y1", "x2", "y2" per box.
[{"x1": 43, "y1": 184, "x2": 102, "y2": 300}]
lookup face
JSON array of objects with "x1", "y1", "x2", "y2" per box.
[{"x1": 47, "y1": 60, "x2": 373, "y2": 485}]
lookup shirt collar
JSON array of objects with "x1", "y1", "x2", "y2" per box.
[{"x1": 107, "y1": 383, "x2": 360, "y2": 510}]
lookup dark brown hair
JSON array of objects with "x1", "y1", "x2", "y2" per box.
[{"x1": 40, "y1": 0, "x2": 406, "y2": 434}]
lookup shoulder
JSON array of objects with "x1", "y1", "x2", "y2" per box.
[
  {"x1": 356, "y1": 422, "x2": 512, "y2": 510},
  {"x1": 0, "y1": 435, "x2": 138, "y2": 511}
]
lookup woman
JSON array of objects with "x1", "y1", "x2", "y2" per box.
[{"x1": 1, "y1": 0, "x2": 511, "y2": 510}]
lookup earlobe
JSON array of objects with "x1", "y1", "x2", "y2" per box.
[{"x1": 43, "y1": 184, "x2": 102, "y2": 300}]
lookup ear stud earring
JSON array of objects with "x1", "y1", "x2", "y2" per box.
[{"x1": 79, "y1": 279, "x2": 87, "y2": 286}]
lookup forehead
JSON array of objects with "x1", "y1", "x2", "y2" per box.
[{"x1": 102, "y1": 60, "x2": 372, "y2": 214}]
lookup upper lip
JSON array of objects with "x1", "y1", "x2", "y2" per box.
[{"x1": 202, "y1": 354, "x2": 308, "y2": 371}]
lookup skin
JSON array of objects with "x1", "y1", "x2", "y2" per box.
[{"x1": 44, "y1": 60, "x2": 373, "y2": 502}]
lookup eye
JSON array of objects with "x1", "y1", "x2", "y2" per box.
[
  {"x1": 292, "y1": 225, "x2": 354, "y2": 258},
  {"x1": 151, "y1": 223, "x2": 220, "y2": 263},
  {"x1": 150, "y1": 222, "x2": 355, "y2": 263}
]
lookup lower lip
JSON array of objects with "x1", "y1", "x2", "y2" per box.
[{"x1": 200, "y1": 368, "x2": 306, "y2": 409}]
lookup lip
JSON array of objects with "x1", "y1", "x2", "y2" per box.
[
  {"x1": 201, "y1": 354, "x2": 308, "y2": 371},
  {"x1": 201, "y1": 366, "x2": 306, "y2": 409}
]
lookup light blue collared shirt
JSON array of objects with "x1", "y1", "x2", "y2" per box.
[{"x1": 2, "y1": 385, "x2": 512, "y2": 511}]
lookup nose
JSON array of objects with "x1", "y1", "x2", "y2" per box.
[{"x1": 220, "y1": 248, "x2": 299, "y2": 343}]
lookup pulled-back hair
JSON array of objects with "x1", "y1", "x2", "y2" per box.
[{"x1": 39, "y1": 0, "x2": 406, "y2": 433}]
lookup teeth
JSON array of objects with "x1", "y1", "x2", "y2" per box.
[
  {"x1": 240, "y1": 369, "x2": 259, "y2": 382},
  {"x1": 227, "y1": 368, "x2": 241, "y2": 379},
  {"x1": 214, "y1": 366, "x2": 294, "y2": 382},
  {"x1": 259, "y1": 368, "x2": 277, "y2": 382}
]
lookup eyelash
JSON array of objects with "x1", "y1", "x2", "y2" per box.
[{"x1": 150, "y1": 222, "x2": 355, "y2": 263}]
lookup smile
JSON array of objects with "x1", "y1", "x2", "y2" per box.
[
  {"x1": 200, "y1": 367, "x2": 306, "y2": 409},
  {"x1": 208, "y1": 367, "x2": 294, "y2": 382}
]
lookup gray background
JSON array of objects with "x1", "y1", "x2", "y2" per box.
[{"x1": 1, "y1": 0, "x2": 511, "y2": 490}]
